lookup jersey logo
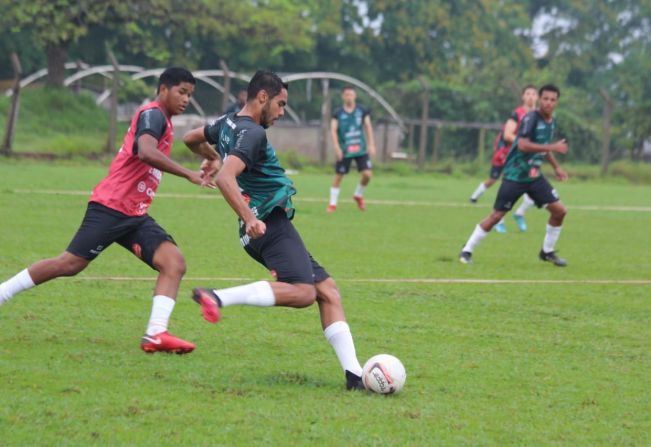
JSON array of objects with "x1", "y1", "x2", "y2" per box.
[{"x1": 226, "y1": 117, "x2": 236, "y2": 129}]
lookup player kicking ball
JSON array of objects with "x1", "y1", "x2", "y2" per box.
[
  {"x1": 459, "y1": 84, "x2": 569, "y2": 266},
  {"x1": 0, "y1": 68, "x2": 220, "y2": 353},
  {"x1": 184, "y1": 71, "x2": 366, "y2": 390}
]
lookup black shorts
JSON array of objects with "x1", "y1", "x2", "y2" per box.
[
  {"x1": 489, "y1": 164, "x2": 504, "y2": 179},
  {"x1": 335, "y1": 154, "x2": 372, "y2": 175},
  {"x1": 493, "y1": 177, "x2": 560, "y2": 212},
  {"x1": 66, "y1": 202, "x2": 175, "y2": 269},
  {"x1": 240, "y1": 208, "x2": 330, "y2": 284}
]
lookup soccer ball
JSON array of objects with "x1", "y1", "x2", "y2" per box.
[{"x1": 362, "y1": 354, "x2": 406, "y2": 394}]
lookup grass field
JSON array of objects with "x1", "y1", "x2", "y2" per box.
[{"x1": 1, "y1": 160, "x2": 650, "y2": 446}]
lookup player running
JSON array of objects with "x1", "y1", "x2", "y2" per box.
[
  {"x1": 327, "y1": 86, "x2": 376, "y2": 212},
  {"x1": 183, "y1": 71, "x2": 366, "y2": 390},
  {"x1": 459, "y1": 84, "x2": 569, "y2": 266},
  {"x1": 469, "y1": 85, "x2": 538, "y2": 233},
  {"x1": 0, "y1": 67, "x2": 220, "y2": 354}
]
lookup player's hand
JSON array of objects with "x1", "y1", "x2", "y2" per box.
[
  {"x1": 552, "y1": 139, "x2": 568, "y2": 154},
  {"x1": 368, "y1": 144, "x2": 377, "y2": 158},
  {"x1": 187, "y1": 170, "x2": 205, "y2": 186},
  {"x1": 200, "y1": 159, "x2": 220, "y2": 188},
  {"x1": 335, "y1": 148, "x2": 343, "y2": 162},
  {"x1": 555, "y1": 167, "x2": 569, "y2": 181},
  {"x1": 245, "y1": 219, "x2": 266, "y2": 239}
]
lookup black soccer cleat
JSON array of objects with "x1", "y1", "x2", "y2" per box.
[
  {"x1": 539, "y1": 249, "x2": 567, "y2": 267},
  {"x1": 459, "y1": 251, "x2": 473, "y2": 264},
  {"x1": 469, "y1": 198, "x2": 478, "y2": 204},
  {"x1": 345, "y1": 370, "x2": 365, "y2": 391}
]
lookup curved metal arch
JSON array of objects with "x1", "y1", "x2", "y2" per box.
[
  {"x1": 5, "y1": 62, "x2": 93, "y2": 97},
  {"x1": 282, "y1": 72, "x2": 406, "y2": 132},
  {"x1": 63, "y1": 65, "x2": 145, "y2": 86}
]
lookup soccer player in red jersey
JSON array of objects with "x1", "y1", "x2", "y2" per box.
[
  {"x1": 0, "y1": 67, "x2": 220, "y2": 354},
  {"x1": 470, "y1": 85, "x2": 538, "y2": 232}
]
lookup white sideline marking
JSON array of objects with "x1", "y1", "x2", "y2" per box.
[
  {"x1": 8, "y1": 188, "x2": 651, "y2": 213},
  {"x1": 71, "y1": 276, "x2": 651, "y2": 285}
]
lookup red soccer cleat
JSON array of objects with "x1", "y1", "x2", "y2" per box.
[
  {"x1": 353, "y1": 195, "x2": 366, "y2": 211},
  {"x1": 326, "y1": 204, "x2": 337, "y2": 213},
  {"x1": 140, "y1": 332, "x2": 195, "y2": 354},
  {"x1": 192, "y1": 288, "x2": 222, "y2": 323}
]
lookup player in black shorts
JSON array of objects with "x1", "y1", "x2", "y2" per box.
[
  {"x1": 184, "y1": 71, "x2": 366, "y2": 390},
  {"x1": 327, "y1": 86, "x2": 376, "y2": 212},
  {"x1": 459, "y1": 84, "x2": 570, "y2": 266}
]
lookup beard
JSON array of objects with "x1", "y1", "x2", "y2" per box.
[{"x1": 260, "y1": 103, "x2": 273, "y2": 129}]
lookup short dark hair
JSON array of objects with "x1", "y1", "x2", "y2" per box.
[
  {"x1": 539, "y1": 84, "x2": 561, "y2": 98},
  {"x1": 158, "y1": 67, "x2": 195, "y2": 93},
  {"x1": 342, "y1": 85, "x2": 355, "y2": 93},
  {"x1": 247, "y1": 70, "x2": 288, "y2": 101},
  {"x1": 522, "y1": 84, "x2": 537, "y2": 94}
]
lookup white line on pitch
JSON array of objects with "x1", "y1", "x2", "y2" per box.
[
  {"x1": 69, "y1": 276, "x2": 651, "y2": 285},
  {"x1": 8, "y1": 188, "x2": 651, "y2": 212}
]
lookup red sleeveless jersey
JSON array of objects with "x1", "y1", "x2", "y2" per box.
[
  {"x1": 90, "y1": 101, "x2": 173, "y2": 216},
  {"x1": 491, "y1": 106, "x2": 529, "y2": 167}
]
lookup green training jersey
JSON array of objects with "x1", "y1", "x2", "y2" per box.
[
  {"x1": 332, "y1": 105, "x2": 370, "y2": 158},
  {"x1": 204, "y1": 113, "x2": 296, "y2": 222},
  {"x1": 503, "y1": 111, "x2": 557, "y2": 183}
]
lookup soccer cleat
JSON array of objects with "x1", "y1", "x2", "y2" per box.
[
  {"x1": 459, "y1": 251, "x2": 473, "y2": 264},
  {"x1": 192, "y1": 288, "x2": 222, "y2": 323},
  {"x1": 495, "y1": 222, "x2": 507, "y2": 233},
  {"x1": 140, "y1": 332, "x2": 195, "y2": 354},
  {"x1": 513, "y1": 214, "x2": 527, "y2": 232},
  {"x1": 539, "y1": 250, "x2": 567, "y2": 267},
  {"x1": 353, "y1": 195, "x2": 366, "y2": 211},
  {"x1": 469, "y1": 197, "x2": 478, "y2": 203},
  {"x1": 345, "y1": 370, "x2": 365, "y2": 391},
  {"x1": 326, "y1": 204, "x2": 337, "y2": 213}
]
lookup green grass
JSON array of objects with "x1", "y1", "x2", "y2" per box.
[{"x1": 1, "y1": 161, "x2": 650, "y2": 446}]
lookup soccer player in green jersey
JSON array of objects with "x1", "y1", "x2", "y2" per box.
[
  {"x1": 327, "y1": 86, "x2": 377, "y2": 212},
  {"x1": 183, "y1": 71, "x2": 366, "y2": 390},
  {"x1": 459, "y1": 84, "x2": 570, "y2": 266}
]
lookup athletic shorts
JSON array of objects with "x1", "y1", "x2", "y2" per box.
[
  {"x1": 493, "y1": 177, "x2": 560, "y2": 212},
  {"x1": 240, "y1": 207, "x2": 330, "y2": 284},
  {"x1": 67, "y1": 202, "x2": 175, "y2": 269},
  {"x1": 489, "y1": 164, "x2": 504, "y2": 180},
  {"x1": 335, "y1": 154, "x2": 372, "y2": 175}
]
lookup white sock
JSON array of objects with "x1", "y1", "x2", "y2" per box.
[
  {"x1": 543, "y1": 224, "x2": 562, "y2": 253},
  {"x1": 324, "y1": 321, "x2": 363, "y2": 376},
  {"x1": 470, "y1": 182, "x2": 487, "y2": 200},
  {"x1": 215, "y1": 281, "x2": 275, "y2": 307},
  {"x1": 329, "y1": 187, "x2": 340, "y2": 206},
  {"x1": 515, "y1": 194, "x2": 535, "y2": 216},
  {"x1": 146, "y1": 295, "x2": 175, "y2": 336},
  {"x1": 354, "y1": 183, "x2": 366, "y2": 197},
  {"x1": 0, "y1": 269, "x2": 35, "y2": 305},
  {"x1": 462, "y1": 224, "x2": 489, "y2": 253}
]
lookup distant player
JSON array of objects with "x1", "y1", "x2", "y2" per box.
[
  {"x1": 470, "y1": 85, "x2": 538, "y2": 233},
  {"x1": 460, "y1": 84, "x2": 569, "y2": 266},
  {"x1": 225, "y1": 89, "x2": 247, "y2": 114},
  {"x1": 327, "y1": 86, "x2": 376, "y2": 212},
  {"x1": 0, "y1": 68, "x2": 220, "y2": 353},
  {"x1": 183, "y1": 71, "x2": 366, "y2": 390}
]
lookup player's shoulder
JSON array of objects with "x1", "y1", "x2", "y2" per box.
[{"x1": 332, "y1": 106, "x2": 344, "y2": 116}]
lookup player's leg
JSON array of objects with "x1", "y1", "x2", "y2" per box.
[
  {"x1": 0, "y1": 202, "x2": 125, "y2": 305},
  {"x1": 470, "y1": 165, "x2": 501, "y2": 203},
  {"x1": 527, "y1": 178, "x2": 567, "y2": 266},
  {"x1": 314, "y1": 274, "x2": 365, "y2": 390},
  {"x1": 460, "y1": 179, "x2": 523, "y2": 263},
  {"x1": 352, "y1": 155, "x2": 372, "y2": 211},
  {"x1": 119, "y1": 217, "x2": 195, "y2": 353},
  {"x1": 513, "y1": 193, "x2": 535, "y2": 232},
  {"x1": 192, "y1": 209, "x2": 317, "y2": 322},
  {"x1": 328, "y1": 159, "x2": 350, "y2": 212}
]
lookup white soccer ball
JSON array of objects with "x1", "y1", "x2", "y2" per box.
[{"x1": 362, "y1": 354, "x2": 406, "y2": 394}]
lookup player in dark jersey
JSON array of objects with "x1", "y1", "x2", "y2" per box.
[
  {"x1": 225, "y1": 89, "x2": 247, "y2": 114},
  {"x1": 470, "y1": 85, "x2": 538, "y2": 233},
  {"x1": 183, "y1": 71, "x2": 366, "y2": 390},
  {"x1": 327, "y1": 86, "x2": 376, "y2": 212},
  {"x1": 0, "y1": 68, "x2": 221, "y2": 353},
  {"x1": 459, "y1": 84, "x2": 569, "y2": 266}
]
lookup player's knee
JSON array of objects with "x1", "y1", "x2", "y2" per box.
[
  {"x1": 293, "y1": 284, "x2": 317, "y2": 308},
  {"x1": 157, "y1": 255, "x2": 187, "y2": 279},
  {"x1": 57, "y1": 254, "x2": 88, "y2": 277}
]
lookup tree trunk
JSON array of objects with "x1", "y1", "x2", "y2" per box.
[
  {"x1": 599, "y1": 88, "x2": 613, "y2": 176},
  {"x1": 45, "y1": 42, "x2": 68, "y2": 87}
]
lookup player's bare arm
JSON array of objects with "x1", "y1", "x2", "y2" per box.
[
  {"x1": 135, "y1": 133, "x2": 204, "y2": 185},
  {"x1": 502, "y1": 118, "x2": 518, "y2": 143},
  {"x1": 518, "y1": 137, "x2": 568, "y2": 154},
  {"x1": 215, "y1": 156, "x2": 266, "y2": 238},
  {"x1": 545, "y1": 152, "x2": 569, "y2": 181},
  {"x1": 330, "y1": 118, "x2": 343, "y2": 161},
  {"x1": 363, "y1": 115, "x2": 376, "y2": 156},
  {"x1": 183, "y1": 127, "x2": 222, "y2": 185}
]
